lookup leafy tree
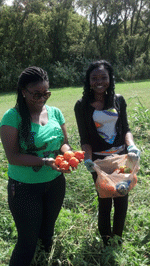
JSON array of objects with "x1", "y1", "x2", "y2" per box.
[
  {"x1": 120, "y1": 0, "x2": 150, "y2": 65},
  {"x1": 0, "y1": 0, "x2": 150, "y2": 91},
  {"x1": 76, "y1": 0, "x2": 150, "y2": 66},
  {"x1": 75, "y1": 0, "x2": 123, "y2": 61},
  {"x1": 0, "y1": 0, "x2": 4, "y2": 6},
  {"x1": 12, "y1": 0, "x2": 47, "y2": 14},
  {"x1": 65, "y1": 12, "x2": 89, "y2": 60},
  {"x1": 23, "y1": 12, "x2": 51, "y2": 65}
]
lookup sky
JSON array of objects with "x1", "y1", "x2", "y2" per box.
[
  {"x1": 5, "y1": 0, "x2": 13, "y2": 5},
  {"x1": 4, "y1": 0, "x2": 85, "y2": 16}
]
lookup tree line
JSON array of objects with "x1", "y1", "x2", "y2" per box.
[{"x1": 0, "y1": 0, "x2": 150, "y2": 91}]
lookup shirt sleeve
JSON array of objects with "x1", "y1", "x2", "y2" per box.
[
  {"x1": 53, "y1": 107, "x2": 65, "y2": 125},
  {"x1": 0, "y1": 108, "x2": 21, "y2": 129},
  {"x1": 74, "y1": 100, "x2": 90, "y2": 146}
]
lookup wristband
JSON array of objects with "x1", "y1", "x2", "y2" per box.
[{"x1": 42, "y1": 158, "x2": 48, "y2": 166}]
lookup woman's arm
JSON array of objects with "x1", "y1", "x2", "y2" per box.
[
  {"x1": 81, "y1": 144, "x2": 93, "y2": 161},
  {"x1": 1, "y1": 125, "x2": 42, "y2": 166},
  {"x1": 60, "y1": 123, "x2": 72, "y2": 154},
  {"x1": 82, "y1": 144, "x2": 95, "y2": 172},
  {"x1": 125, "y1": 131, "x2": 140, "y2": 156},
  {"x1": 60, "y1": 123, "x2": 93, "y2": 160},
  {"x1": 74, "y1": 100, "x2": 90, "y2": 146},
  {"x1": 0, "y1": 125, "x2": 63, "y2": 171},
  {"x1": 125, "y1": 131, "x2": 135, "y2": 147},
  {"x1": 74, "y1": 100, "x2": 94, "y2": 164},
  {"x1": 118, "y1": 95, "x2": 130, "y2": 134}
]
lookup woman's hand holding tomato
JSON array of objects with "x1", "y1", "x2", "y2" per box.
[{"x1": 54, "y1": 150, "x2": 85, "y2": 172}]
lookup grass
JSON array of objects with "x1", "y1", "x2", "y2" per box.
[{"x1": 0, "y1": 80, "x2": 150, "y2": 266}]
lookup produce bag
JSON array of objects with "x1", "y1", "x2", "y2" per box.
[{"x1": 93, "y1": 153, "x2": 140, "y2": 198}]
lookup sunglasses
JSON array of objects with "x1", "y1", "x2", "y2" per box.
[{"x1": 26, "y1": 89, "x2": 51, "y2": 100}]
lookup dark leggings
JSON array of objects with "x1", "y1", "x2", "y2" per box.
[
  {"x1": 8, "y1": 174, "x2": 66, "y2": 266},
  {"x1": 98, "y1": 195, "x2": 128, "y2": 245}
]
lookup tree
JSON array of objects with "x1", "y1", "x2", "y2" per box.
[
  {"x1": 75, "y1": 0, "x2": 123, "y2": 60},
  {"x1": 120, "y1": 0, "x2": 150, "y2": 65},
  {"x1": 75, "y1": 0, "x2": 150, "y2": 65},
  {"x1": 0, "y1": 0, "x2": 5, "y2": 6}
]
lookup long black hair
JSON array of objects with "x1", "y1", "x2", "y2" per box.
[
  {"x1": 83, "y1": 60, "x2": 115, "y2": 108},
  {"x1": 15, "y1": 66, "x2": 49, "y2": 145}
]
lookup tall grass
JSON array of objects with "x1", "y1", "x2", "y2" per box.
[{"x1": 0, "y1": 82, "x2": 150, "y2": 266}]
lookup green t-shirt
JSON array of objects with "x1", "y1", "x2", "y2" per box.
[{"x1": 0, "y1": 105, "x2": 65, "y2": 183}]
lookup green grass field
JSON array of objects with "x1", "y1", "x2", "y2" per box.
[{"x1": 0, "y1": 81, "x2": 150, "y2": 266}]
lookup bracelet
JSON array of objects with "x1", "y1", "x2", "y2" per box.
[{"x1": 42, "y1": 158, "x2": 47, "y2": 166}]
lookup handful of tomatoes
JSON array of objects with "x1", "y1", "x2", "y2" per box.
[{"x1": 55, "y1": 151, "x2": 85, "y2": 171}]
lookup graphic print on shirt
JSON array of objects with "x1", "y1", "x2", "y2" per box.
[
  {"x1": 94, "y1": 122, "x2": 103, "y2": 128},
  {"x1": 28, "y1": 132, "x2": 62, "y2": 172},
  {"x1": 20, "y1": 125, "x2": 63, "y2": 172},
  {"x1": 93, "y1": 108, "x2": 118, "y2": 144}
]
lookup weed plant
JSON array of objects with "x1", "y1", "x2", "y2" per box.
[{"x1": 0, "y1": 88, "x2": 150, "y2": 266}]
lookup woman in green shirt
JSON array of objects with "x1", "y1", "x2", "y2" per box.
[{"x1": 0, "y1": 66, "x2": 72, "y2": 266}]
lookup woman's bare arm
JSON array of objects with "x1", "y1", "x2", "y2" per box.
[
  {"x1": 125, "y1": 131, "x2": 135, "y2": 147},
  {"x1": 81, "y1": 144, "x2": 93, "y2": 161},
  {"x1": 0, "y1": 125, "x2": 62, "y2": 171},
  {"x1": 60, "y1": 124, "x2": 72, "y2": 154}
]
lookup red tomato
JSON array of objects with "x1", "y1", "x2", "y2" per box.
[
  {"x1": 74, "y1": 151, "x2": 85, "y2": 161},
  {"x1": 63, "y1": 151, "x2": 75, "y2": 161},
  {"x1": 55, "y1": 155, "x2": 64, "y2": 166},
  {"x1": 113, "y1": 168, "x2": 119, "y2": 172},
  {"x1": 69, "y1": 157, "x2": 79, "y2": 168},
  {"x1": 107, "y1": 185, "x2": 115, "y2": 192},
  {"x1": 59, "y1": 160, "x2": 70, "y2": 170},
  {"x1": 119, "y1": 165, "x2": 126, "y2": 173}
]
